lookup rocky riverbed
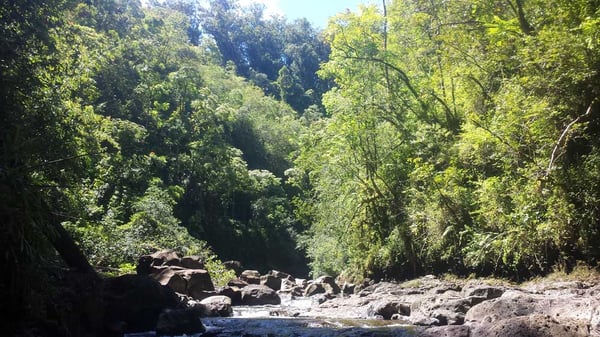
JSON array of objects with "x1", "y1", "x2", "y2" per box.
[{"x1": 112, "y1": 250, "x2": 600, "y2": 337}]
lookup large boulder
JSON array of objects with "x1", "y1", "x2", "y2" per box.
[
  {"x1": 136, "y1": 250, "x2": 181, "y2": 275},
  {"x1": 260, "y1": 270, "x2": 294, "y2": 291},
  {"x1": 153, "y1": 266, "x2": 188, "y2": 294},
  {"x1": 366, "y1": 299, "x2": 411, "y2": 320},
  {"x1": 260, "y1": 274, "x2": 282, "y2": 291},
  {"x1": 241, "y1": 285, "x2": 281, "y2": 305},
  {"x1": 269, "y1": 270, "x2": 294, "y2": 281},
  {"x1": 404, "y1": 283, "x2": 489, "y2": 326},
  {"x1": 180, "y1": 255, "x2": 205, "y2": 270},
  {"x1": 466, "y1": 288, "x2": 600, "y2": 333},
  {"x1": 465, "y1": 290, "x2": 540, "y2": 324},
  {"x1": 216, "y1": 286, "x2": 242, "y2": 304},
  {"x1": 156, "y1": 307, "x2": 205, "y2": 336},
  {"x1": 304, "y1": 282, "x2": 326, "y2": 297},
  {"x1": 199, "y1": 295, "x2": 233, "y2": 317},
  {"x1": 295, "y1": 278, "x2": 308, "y2": 288},
  {"x1": 431, "y1": 297, "x2": 486, "y2": 325},
  {"x1": 341, "y1": 282, "x2": 356, "y2": 295},
  {"x1": 136, "y1": 250, "x2": 206, "y2": 275},
  {"x1": 185, "y1": 269, "x2": 216, "y2": 298},
  {"x1": 150, "y1": 249, "x2": 181, "y2": 266},
  {"x1": 316, "y1": 275, "x2": 341, "y2": 295},
  {"x1": 240, "y1": 270, "x2": 261, "y2": 284},
  {"x1": 103, "y1": 274, "x2": 179, "y2": 334},
  {"x1": 152, "y1": 266, "x2": 215, "y2": 299},
  {"x1": 280, "y1": 278, "x2": 303, "y2": 296}
]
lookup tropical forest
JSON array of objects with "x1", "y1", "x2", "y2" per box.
[{"x1": 1, "y1": 0, "x2": 599, "y2": 336}]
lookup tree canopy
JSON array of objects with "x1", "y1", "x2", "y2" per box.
[
  {"x1": 294, "y1": 0, "x2": 600, "y2": 280},
  {"x1": 2, "y1": 5, "x2": 599, "y2": 332}
]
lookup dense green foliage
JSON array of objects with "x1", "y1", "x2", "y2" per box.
[
  {"x1": 2, "y1": 5, "x2": 600, "y2": 330},
  {"x1": 295, "y1": 0, "x2": 600, "y2": 280},
  {"x1": 1, "y1": 0, "x2": 310, "y2": 299},
  {"x1": 190, "y1": 0, "x2": 332, "y2": 112}
]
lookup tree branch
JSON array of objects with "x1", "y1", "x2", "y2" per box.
[
  {"x1": 546, "y1": 102, "x2": 595, "y2": 175},
  {"x1": 506, "y1": 0, "x2": 533, "y2": 35}
]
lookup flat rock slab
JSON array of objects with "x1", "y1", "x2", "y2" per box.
[{"x1": 471, "y1": 314, "x2": 589, "y2": 337}]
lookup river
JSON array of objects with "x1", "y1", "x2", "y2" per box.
[{"x1": 125, "y1": 296, "x2": 418, "y2": 337}]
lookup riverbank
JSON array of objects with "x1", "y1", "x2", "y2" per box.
[
  {"x1": 129, "y1": 250, "x2": 600, "y2": 337},
  {"x1": 303, "y1": 274, "x2": 600, "y2": 337},
  {"x1": 12, "y1": 250, "x2": 598, "y2": 337},
  {"x1": 123, "y1": 271, "x2": 600, "y2": 337}
]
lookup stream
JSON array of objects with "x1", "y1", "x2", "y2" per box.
[{"x1": 125, "y1": 297, "x2": 418, "y2": 337}]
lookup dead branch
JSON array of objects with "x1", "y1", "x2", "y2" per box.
[{"x1": 546, "y1": 102, "x2": 595, "y2": 175}]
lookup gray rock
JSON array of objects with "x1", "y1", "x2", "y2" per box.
[
  {"x1": 461, "y1": 283, "x2": 505, "y2": 300},
  {"x1": 419, "y1": 325, "x2": 470, "y2": 337},
  {"x1": 153, "y1": 267, "x2": 188, "y2": 294},
  {"x1": 216, "y1": 286, "x2": 242, "y2": 304},
  {"x1": 295, "y1": 278, "x2": 308, "y2": 288},
  {"x1": 199, "y1": 295, "x2": 233, "y2": 317},
  {"x1": 156, "y1": 307, "x2": 205, "y2": 336},
  {"x1": 466, "y1": 289, "x2": 600, "y2": 335},
  {"x1": 367, "y1": 299, "x2": 411, "y2": 320},
  {"x1": 180, "y1": 255, "x2": 205, "y2": 270},
  {"x1": 184, "y1": 269, "x2": 215, "y2": 297},
  {"x1": 269, "y1": 270, "x2": 294, "y2": 281},
  {"x1": 260, "y1": 274, "x2": 282, "y2": 291},
  {"x1": 151, "y1": 249, "x2": 181, "y2": 266},
  {"x1": 240, "y1": 270, "x2": 261, "y2": 284},
  {"x1": 316, "y1": 275, "x2": 341, "y2": 295},
  {"x1": 465, "y1": 290, "x2": 537, "y2": 324},
  {"x1": 136, "y1": 250, "x2": 181, "y2": 275},
  {"x1": 152, "y1": 267, "x2": 215, "y2": 299},
  {"x1": 313, "y1": 292, "x2": 335, "y2": 304},
  {"x1": 409, "y1": 315, "x2": 441, "y2": 326},
  {"x1": 471, "y1": 314, "x2": 589, "y2": 337},
  {"x1": 591, "y1": 304, "x2": 600, "y2": 336},
  {"x1": 103, "y1": 274, "x2": 179, "y2": 333},
  {"x1": 341, "y1": 283, "x2": 356, "y2": 295},
  {"x1": 390, "y1": 313, "x2": 404, "y2": 320},
  {"x1": 432, "y1": 309, "x2": 464, "y2": 325},
  {"x1": 227, "y1": 278, "x2": 249, "y2": 288},
  {"x1": 304, "y1": 282, "x2": 326, "y2": 297},
  {"x1": 430, "y1": 283, "x2": 462, "y2": 294},
  {"x1": 241, "y1": 284, "x2": 281, "y2": 305},
  {"x1": 280, "y1": 278, "x2": 303, "y2": 296}
]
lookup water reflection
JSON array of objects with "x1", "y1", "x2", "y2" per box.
[{"x1": 202, "y1": 317, "x2": 417, "y2": 337}]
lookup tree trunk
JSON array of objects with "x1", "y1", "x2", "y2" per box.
[
  {"x1": 514, "y1": 0, "x2": 533, "y2": 35},
  {"x1": 46, "y1": 218, "x2": 97, "y2": 274}
]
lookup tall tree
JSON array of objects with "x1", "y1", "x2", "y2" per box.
[
  {"x1": 295, "y1": 0, "x2": 600, "y2": 280},
  {"x1": 193, "y1": 0, "x2": 331, "y2": 112}
]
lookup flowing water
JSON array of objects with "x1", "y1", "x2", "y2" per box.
[
  {"x1": 201, "y1": 316, "x2": 417, "y2": 337},
  {"x1": 126, "y1": 297, "x2": 418, "y2": 337}
]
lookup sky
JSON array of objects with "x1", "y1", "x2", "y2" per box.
[{"x1": 239, "y1": 0, "x2": 379, "y2": 28}]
